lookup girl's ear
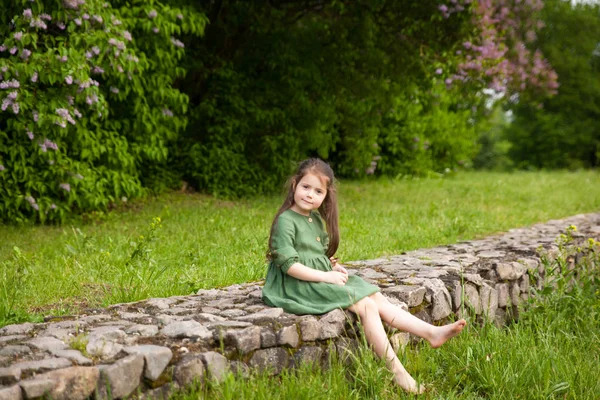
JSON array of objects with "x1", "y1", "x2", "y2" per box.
[{"x1": 291, "y1": 178, "x2": 297, "y2": 191}]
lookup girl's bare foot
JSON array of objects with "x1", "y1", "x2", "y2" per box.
[
  {"x1": 429, "y1": 319, "x2": 467, "y2": 348},
  {"x1": 393, "y1": 372, "x2": 425, "y2": 394}
]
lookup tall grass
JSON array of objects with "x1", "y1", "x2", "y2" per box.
[{"x1": 0, "y1": 170, "x2": 599, "y2": 325}]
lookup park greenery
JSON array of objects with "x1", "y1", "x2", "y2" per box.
[
  {"x1": 2, "y1": 0, "x2": 597, "y2": 223},
  {"x1": 1, "y1": 171, "x2": 598, "y2": 398}
]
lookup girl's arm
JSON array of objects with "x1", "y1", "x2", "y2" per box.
[{"x1": 287, "y1": 262, "x2": 348, "y2": 285}]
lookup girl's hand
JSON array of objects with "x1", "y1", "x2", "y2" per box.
[
  {"x1": 332, "y1": 265, "x2": 348, "y2": 275},
  {"x1": 325, "y1": 271, "x2": 348, "y2": 286}
]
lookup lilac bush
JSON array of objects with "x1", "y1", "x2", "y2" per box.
[
  {"x1": 437, "y1": 0, "x2": 558, "y2": 97},
  {"x1": 0, "y1": 0, "x2": 207, "y2": 223}
]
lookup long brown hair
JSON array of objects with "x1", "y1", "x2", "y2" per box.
[{"x1": 267, "y1": 158, "x2": 339, "y2": 259}]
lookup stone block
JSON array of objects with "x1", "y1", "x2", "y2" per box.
[
  {"x1": 496, "y1": 283, "x2": 509, "y2": 308},
  {"x1": 174, "y1": 354, "x2": 204, "y2": 387},
  {"x1": 390, "y1": 332, "x2": 410, "y2": 352},
  {"x1": 248, "y1": 348, "x2": 288, "y2": 375},
  {"x1": 124, "y1": 345, "x2": 173, "y2": 381},
  {"x1": 25, "y1": 367, "x2": 99, "y2": 400},
  {"x1": 382, "y1": 285, "x2": 426, "y2": 307},
  {"x1": 495, "y1": 262, "x2": 525, "y2": 281},
  {"x1": 97, "y1": 354, "x2": 144, "y2": 399},
  {"x1": 299, "y1": 316, "x2": 320, "y2": 342},
  {"x1": 199, "y1": 351, "x2": 229, "y2": 382},
  {"x1": 292, "y1": 346, "x2": 323, "y2": 368},
  {"x1": 160, "y1": 321, "x2": 212, "y2": 341},
  {"x1": 260, "y1": 328, "x2": 276, "y2": 348},
  {"x1": 276, "y1": 325, "x2": 299, "y2": 348},
  {"x1": 318, "y1": 309, "x2": 346, "y2": 340},
  {"x1": 226, "y1": 326, "x2": 261, "y2": 354},
  {"x1": 0, "y1": 385, "x2": 22, "y2": 400},
  {"x1": 479, "y1": 285, "x2": 498, "y2": 321}
]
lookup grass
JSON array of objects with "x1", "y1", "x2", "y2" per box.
[
  {"x1": 174, "y1": 235, "x2": 600, "y2": 399},
  {"x1": 0, "y1": 170, "x2": 599, "y2": 323}
]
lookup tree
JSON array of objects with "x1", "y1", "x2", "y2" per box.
[{"x1": 504, "y1": 0, "x2": 600, "y2": 169}]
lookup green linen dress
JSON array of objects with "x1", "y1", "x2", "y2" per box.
[{"x1": 262, "y1": 209, "x2": 380, "y2": 315}]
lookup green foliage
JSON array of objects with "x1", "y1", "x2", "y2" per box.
[
  {"x1": 175, "y1": 0, "x2": 481, "y2": 197},
  {"x1": 503, "y1": 0, "x2": 600, "y2": 169},
  {"x1": 0, "y1": 0, "x2": 207, "y2": 223}
]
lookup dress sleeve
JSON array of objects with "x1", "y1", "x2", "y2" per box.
[{"x1": 271, "y1": 214, "x2": 300, "y2": 274}]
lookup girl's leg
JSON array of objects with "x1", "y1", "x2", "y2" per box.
[
  {"x1": 370, "y1": 292, "x2": 466, "y2": 348},
  {"x1": 348, "y1": 296, "x2": 424, "y2": 394}
]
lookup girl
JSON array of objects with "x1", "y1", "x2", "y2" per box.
[{"x1": 262, "y1": 158, "x2": 466, "y2": 394}]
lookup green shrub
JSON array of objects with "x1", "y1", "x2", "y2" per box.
[{"x1": 0, "y1": 0, "x2": 207, "y2": 223}]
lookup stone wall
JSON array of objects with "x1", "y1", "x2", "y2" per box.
[{"x1": 0, "y1": 213, "x2": 599, "y2": 400}]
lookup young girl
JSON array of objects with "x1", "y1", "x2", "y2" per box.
[{"x1": 262, "y1": 158, "x2": 466, "y2": 394}]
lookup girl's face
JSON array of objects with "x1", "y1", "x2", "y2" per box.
[{"x1": 291, "y1": 173, "x2": 327, "y2": 216}]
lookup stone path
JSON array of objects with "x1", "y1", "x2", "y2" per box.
[{"x1": 0, "y1": 213, "x2": 599, "y2": 400}]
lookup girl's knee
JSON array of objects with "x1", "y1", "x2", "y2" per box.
[
  {"x1": 352, "y1": 296, "x2": 379, "y2": 316},
  {"x1": 370, "y1": 292, "x2": 389, "y2": 306}
]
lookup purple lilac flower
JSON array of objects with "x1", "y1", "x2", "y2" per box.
[
  {"x1": 117, "y1": 65, "x2": 124, "y2": 73},
  {"x1": 439, "y1": 4, "x2": 448, "y2": 12},
  {"x1": 92, "y1": 46, "x2": 100, "y2": 55},
  {"x1": 1, "y1": 67, "x2": 7, "y2": 73},
  {"x1": 60, "y1": 183, "x2": 71, "y2": 192},
  {"x1": 0, "y1": 79, "x2": 20, "y2": 89},
  {"x1": 57, "y1": 22, "x2": 66, "y2": 30},
  {"x1": 33, "y1": 111, "x2": 38, "y2": 121},
  {"x1": 0, "y1": 165, "x2": 4, "y2": 171},
  {"x1": 0, "y1": 45, "x2": 6, "y2": 52},
  {"x1": 170, "y1": 37, "x2": 184, "y2": 48},
  {"x1": 75, "y1": 174, "x2": 84, "y2": 180},
  {"x1": 73, "y1": 109, "x2": 82, "y2": 118},
  {"x1": 23, "y1": 9, "x2": 33, "y2": 19},
  {"x1": 40, "y1": 14, "x2": 52, "y2": 21},
  {"x1": 123, "y1": 31, "x2": 132, "y2": 41},
  {"x1": 86, "y1": 51, "x2": 93, "y2": 59},
  {"x1": 20, "y1": 49, "x2": 31, "y2": 60},
  {"x1": 60, "y1": 55, "x2": 68, "y2": 62},
  {"x1": 93, "y1": 66, "x2": 104, "y2": 74},
  {"x1": 93, "y1": 16, "x2": 103, "y2": 24},
  {"x1": 152, "y1": 27, "x2": 159, "y2": 33},
  {"x1": 177, "y1": 14, "x2": 183, "y2": 20},
  {"x1": 74, "y1": 18, "x2": 82, "y2": 26},
  {"x1": 83, "y1": 13, "x2": 90, "y2": 20},
  {"x1": 14, "y1": 32, "x2": 23, "y2": 41},
  {"x1": 27, "y1": 130, "x2": 34, "y2": 140},
  {"x1": 110, "y1": 86, "x2": 119, "y2": 93},
  {"x1": 63, "y1": 0, "x2": 79, "y2": 9},
  {"x1": 67, "y1": 96, "x2": 74, "y2": 105},
  {"x1": 50, "y1": 203, "x2": 57, "y2": 210},
  {"x1": 10, "y1": 47, "x2": 17, "y2": 55},
  {"x1": 162, "y1": 108, "x2": 173, "y2": 117},
  {"x1": 44, "y1": 138, "x2": 59, "y2": 150},
  {"x1": 30, "y1": 19, "x2": 48, "y2": 30},
  {"x1": 65, "y1": 75, "x2": 73, "y2": 84},
  {"x1": 435, "y1": 68, "x2": 443, "y2": 75},
  {"x1": 56, "y1": 108, "x2": 76, "y2": 125},
  {"x1": 26, "y1": 196, "x2": 36, "y2": 204},
  {"x1": 1, "y1": 99, "x2": 10, "y2": 111},
  {"x1": 11, "y1": 103, "x2": 19, "y2": 114},
  {"x1": 7, "y1": 91, "x2": 17, "y2": 100},
  {"x1": 40, "y1": 142, "x2": 47, "y2": 152},
  {"x1": 148, "y1": 10, "x2": 157, "y2": 18},
  {"x1": 113, "y1": 18, "x2": 122, "y2": 26}
]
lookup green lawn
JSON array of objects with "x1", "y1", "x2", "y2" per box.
[
  {"x1": 1, "y1": 170, "x2": 599, "y2": 399},
  {"x1": 1, "y1": 170, "x2": 599, "y2": 323}
]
